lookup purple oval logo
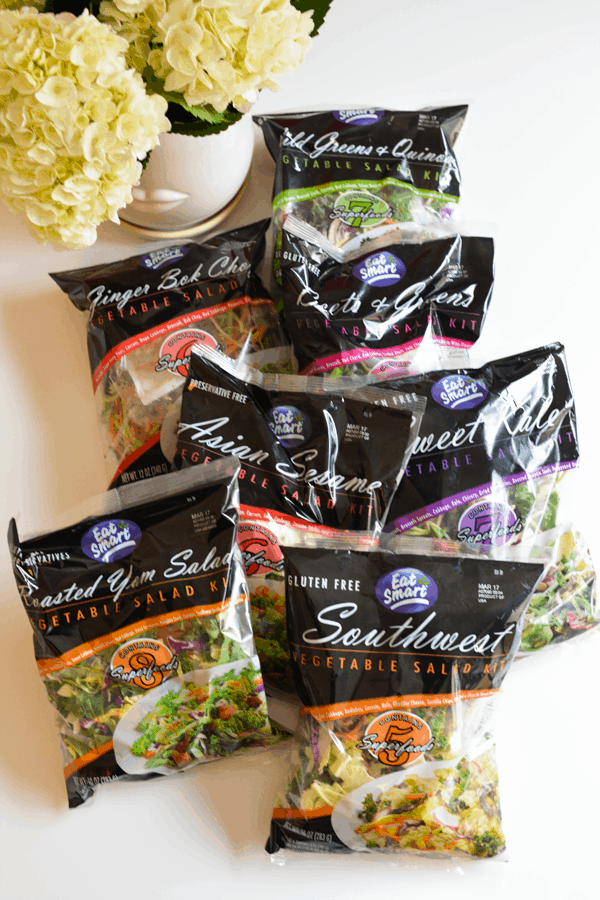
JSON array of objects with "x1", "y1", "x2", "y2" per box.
[
  {"x1": 431, "y1": 375, "x2": 488, "y2": 411},
  {"x1": 457, "y1": 501, "x2": 522, "y2": 550},
  {"x1": 375, "y1": 567, "x2": 438, "y2": 614},
  {"x1": 353, "y1": 251, "x2": 406, "y2": 287},
  {"x1": 82, "y1": 519, "x2": 142, "y2": 563},
  {"x1": 334, "y1": 109, "x2": 384, "y2": 126},
  {"x1": 268, "y1": 406, "x2": 311, "y2": 448},
  {"x1": 140, "y1": 246, "x2": 187, "y2": 270}
]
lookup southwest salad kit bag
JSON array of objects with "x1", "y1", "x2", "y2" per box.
[
  {"x1": 174, "y1": 343, "x2": 426, "y2": 691},
  {"x1": 255, "y1": 106, "x2": 467, "y2": 284},
  {"x1": 277, "y1": 225, "x2": 495, "y2": 376},
  {"x1": 8, "y1": 459, "x2": 279, "y2": 808},
  {"x1": 51, "y1": 220, "x2": 292, "y2": 489},
  {"x1": 267, "y1": 532, "x2": 546, "y2": 859}
]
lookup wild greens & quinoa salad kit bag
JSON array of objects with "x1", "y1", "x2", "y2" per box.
[
  {"x1": 8, "y1": 459, "x2": 279, "y2": 808},
  {"x1": 255, "y1": 106, "x2": 467, "y2": 280}
]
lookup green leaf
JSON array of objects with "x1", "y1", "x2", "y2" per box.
[{"x1": 290, "y1": 0, "x2": 334, "y2": 35}]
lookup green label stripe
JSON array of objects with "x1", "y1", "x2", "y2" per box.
[{"x1": 272, "y1": 178, "x2": 458, "y2": 212}]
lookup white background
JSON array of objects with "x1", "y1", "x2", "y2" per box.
[{"x1": 1, "y1": 1, "x2": 599, "y2": 898}]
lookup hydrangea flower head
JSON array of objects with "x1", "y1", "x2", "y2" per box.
[
  {"x1": 99, "y1": 0, "x2": 313, "y2": 115},
  {"x1": 0, "y1": 8, "x2": 170, "y2": 248}
]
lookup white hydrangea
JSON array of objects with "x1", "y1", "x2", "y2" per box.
[
  {"x1": 0, "y1": 8, "x2": 170, "y2": 248},
  {"x1": 100, "y1": 0, "x2": 313, "y2": 114}
]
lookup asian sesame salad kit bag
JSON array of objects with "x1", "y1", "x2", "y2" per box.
[
  {"x1": 174, "y1": 343, "x2": 425, "y2": 691},
  {"x1": 51, "y1": 220, "x2": 291, "y2": 489},
  {"x1": 255, "y1": 106, "x2": 467, "y2": 283},
  {"x1": 267, "y1": 532, "x2": 546, "y2": 860},
  {"x1": 278, "y1": 223, "x2": 495, "y2": 376},
  {"x1": 8, "y1": 459, "x2": 280, "y2": 809}
]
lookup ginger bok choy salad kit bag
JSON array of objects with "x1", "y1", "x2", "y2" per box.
[
  {"x1": 8, "y1": 459, "x2": 280, "y2": 808},
  {"x1": 50, "y1": 220, "x2": 292, "y2": 489}
]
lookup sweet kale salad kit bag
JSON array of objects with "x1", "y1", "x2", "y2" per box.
[
  {"x1": 8, "y1": 459, "x2": 279, "y2": 808},
  {"x1": 51, "y1": 220, "x2": 291, "y2": 489},
  {"x1": 267, "y1": 533, "x2": 545, "y2": 859}
]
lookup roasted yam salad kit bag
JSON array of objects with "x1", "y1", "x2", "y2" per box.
[
  {"x1": 8, "y1": 459, "x2": 280, "y2": 808},
  {"x1": 255, "y1": 106, "x2": 467, "y2": 283},
  {"x1": 51, "y1": 220, "x2": 291, "y2": 489},
  {"x1": 278, "y1": 225, "x2": 495, "y2": 376},
  {"x1": 267, "y1": 533, "x2": 546, "y2": 859},
  {"x1": 174, "y1": 344, "x2": 425, "y2": 690}
]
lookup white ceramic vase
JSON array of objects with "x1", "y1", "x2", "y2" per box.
[{"x1": 119, "y1": 115, "x2": 254, "y2": 238}]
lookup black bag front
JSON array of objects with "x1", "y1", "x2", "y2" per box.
[
  {"x1": 255, "y1": 106, "x2": 468, "y2": 279},
  {"x1": 8, "y1": 461, "x2": 278, "y2": 808},
  {"x1": 51, "y1": 220, "x2": 291, "y2": 487},
  {"x1": 278, "y1": 228, "x2": 494, "y2": 376},
  {"x1": 382, "y1": 344, "x2": 579, "y2": 551},
  {"x1": 268, "y1": 535, "x2": 545, "y2": 858}
]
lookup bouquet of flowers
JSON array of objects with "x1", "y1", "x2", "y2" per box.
[{"x1": 0, "y1": 0, "x2": 332, "y2": 248}]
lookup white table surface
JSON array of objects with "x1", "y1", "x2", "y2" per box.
[{"x1": 1, "y1": 1, "x2": 599, "y2": 898}]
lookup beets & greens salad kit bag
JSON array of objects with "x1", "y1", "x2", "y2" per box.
[
  {"x1": 255, "y1": 106, "x2": 467, "y2": 280},
  {"x1": 267, "y1": 532, "x2": 546, "y2": 860},
  {"x1": 174, "y1": 343, "x2": 425, "y2": 691},
  {"x1": 50, "y1": 220, "x2": 292, "y2": 490},
  {"x1": 277, "y1": 225, "x2": 495, "y2": 376},
  {"x1": 8, "y1": 459, "x2": 280, "y2": 808}
]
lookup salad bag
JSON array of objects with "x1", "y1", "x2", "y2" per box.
[
  {"x1": 255, "y1": 106, "x2": 467, "y2": 281},
  {"x1": 51, "y1": 220, "x2": 291, "y2": 489},
  {"x1": 175, "y1": 344, "x2": 425, "y2": 691},
  {"x1": 278, "y1": 223, "x2": 495, "y2": 376},
  {"x1": 267, "y1": 533, "x2": 546, "y2": 859},
  {"x1": 381, "y1": 343, "x2": 579, "y2": 556},
  {"x1": 517, "y1": 523, "x2": 598, "y2": 657},
  {"x1": 8, "y1": 459, "x2": 278, "y2": 808}
]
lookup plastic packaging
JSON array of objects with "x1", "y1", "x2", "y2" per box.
[
  {"x1": 278, "y1": 222, "x2": 494, "y2": 376},
  {"x1": 380, "y1": 344, "x2": 579, "y2": 555},
  {"x1": 8, "y1": 459, "x2": 280, "y2": 808},
  {"x1": 255, "y1": 107, "x2": 468, "y2": 286},
  {"x1": 267, "y1": 532, "x2": 546, "y2": 859},
  {"x1": 174, "y1": 344, "x2": 425, "y2": 691},
  {"x1": 51, "y1": 220, "x2": 291, "y2": 488}
]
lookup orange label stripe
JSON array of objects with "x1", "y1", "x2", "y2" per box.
[
  {"x1": 63, "y1": 741, "x2": 113, "y2": 781},
  {"x1": 301, "y1": 690, "x2": 500, "y2": 722},
  {"x1": 272, "y1": 806, "x2": 334, "y2": 821},
  {"x1": 36, "y1": 594, "x2": 248, "y2": 676}
]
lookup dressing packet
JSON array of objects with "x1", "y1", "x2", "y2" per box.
[
  {"x1": 174, "y1": 344, "x2": 425, "y2": 691},
  {"x1": 51, "y1": 220, "x2": 291, "y2": 488},
  {"x1": 267, "y1": 533, "x2": 546, "y2": 859},
  {"x1": 278, "y1": 224, "x2": 494, "y2": 376},
  {"x1": 255, "y1": 106, "x2": 467, "y2": 285},
  {"x1": 8, "y1": 459, "x2": 279, "y2": 808}
]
